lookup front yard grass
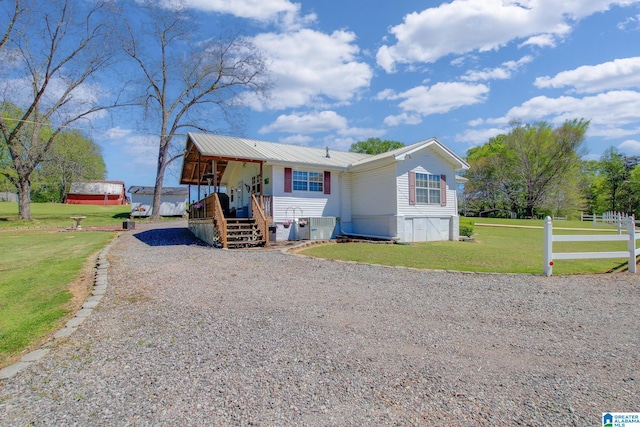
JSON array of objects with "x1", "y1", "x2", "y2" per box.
[
  {"x1": 0, "y1": 228, "x2": 116, "y2": 367},
  {"x1": 0, "y1": 202, "x2": 128, "y2": 368},
  {"x1": 0, "y1": 202, "x2": 131, "y2": 228},
  {"x1": 300, "y1": 219, "x2": 629, "y2": 275}
]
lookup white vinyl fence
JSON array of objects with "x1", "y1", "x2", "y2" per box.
[
  {"x1": 581, "y1": 211, "x2": 636, "y2": 234},
  {"x1": 543, "y1": 216, "x2": 640, "y2": 276}
]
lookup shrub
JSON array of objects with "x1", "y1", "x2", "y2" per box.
[{"x1": 460, "y1": 218, "x2": 475, "y2": 237}]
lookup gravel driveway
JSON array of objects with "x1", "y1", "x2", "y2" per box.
[{"x1": 1, "y1": 220, "x2": 639, "y2": 426}]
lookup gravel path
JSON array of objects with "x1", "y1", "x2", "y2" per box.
[{"x1": 1, "y1": 220, "x2": 639, "y2": 426}]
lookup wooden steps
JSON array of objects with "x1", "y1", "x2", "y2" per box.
[{"x1": 225, "y1": 218, "x2": 265, "y2": 248}]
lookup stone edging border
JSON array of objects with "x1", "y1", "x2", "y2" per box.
[{"x1": 0, "y1": 236, "x2": 121, "y2": 380}]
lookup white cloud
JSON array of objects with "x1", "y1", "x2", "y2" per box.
[
  {"x1": 122, "y1": 134, "x2": 158, "y2": 159},
  {"x1": 383, "y1": 113, "x2": 423, "y2": 127},
  {"x1": 455, "y1": 127, "x2": 508, "y2": 146},
  {"x1": 519, "y1": 33, "x2": 559, "y2": 48},
  {"x1": 163, "y1": 0, "x2": 315, "y2": 29},
  {"x1": 1, "y1": 76, "x2": 107, "y2": 123},
  {"x1": 619, "y1": 139, "x2": 640, "y2": 152},
  {"x1": 468, "y1": 118, "x2": 485, "y2": 127},
  {"x1": 102, "y1": 126, "x2": 134, "y2": 140},
  {"x1": 376, "y1": 0, "x2": 638, "y2": 72},
  {"x1": 484, "y1": 90, "x2": 640, "y2": 141},
  {"x1": 323, "y1": 136, "x2": 356, "y2": 152},
  {"x1": 590, "y1": 125, "x2": 640, "y2": 139},
  {"x1": 617, "y1": 14, "x2": 640, "y2": 31},
  {"x1": 258, "y1": 110, "x2": 348, "y2": 134},
  {"x1": 493, "y1": 91, "x2": 640, "y2": 127},
  {"x1": 279, "y1": 134, "x2": 313, "y2": 145},
  {"x1": 99, "y1": 129, "x2": 158, "y2": 173},
  {"x1": 249, "y1": 29, "x2": 372, "y2": 110},
  {"x1": 534, "y1": 57, "x2": 640, "y2": 93},
  {"x1": 461, "y1": 56, "x2": 533, "y2": 82},
  {"x1": 379, "y1": 82, "x2": 490, "y2": 118}
]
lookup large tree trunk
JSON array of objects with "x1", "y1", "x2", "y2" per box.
[
  {"x1": 17, "y1": 177, "x2": 31, "y2": 220},
  {"x1": 524, "y1": 202, "x2": 535, "y2": 218},
  {"x1": 150, "y1": 141, "x2": 169, "y2": 220}
]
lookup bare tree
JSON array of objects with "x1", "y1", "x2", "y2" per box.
[
  {"x1": 121, "y1": 1, "x2": 270, "y2": 219},
  {"x1": 0, "y1": 0, "x2": 20, "y2": 51},
  {"x1": 0, "y1": 0, "x2": 118, "y2": 219}
]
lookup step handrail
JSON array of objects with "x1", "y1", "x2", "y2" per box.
[{"x1": 251, "y1": 193, "x2": 269, "y2": 246}]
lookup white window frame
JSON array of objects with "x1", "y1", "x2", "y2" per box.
[
  {"x1": 293, "y1": 170, "x2": 323, "y2": 192},
  {"x1": 415, "y1": 173, "x2": 441, "y2": 204}
]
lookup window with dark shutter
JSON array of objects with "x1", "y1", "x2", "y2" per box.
[{"x1": 440, "y1": 175, "x2": 446, "y2": 206}]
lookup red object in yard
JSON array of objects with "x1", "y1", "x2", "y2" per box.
[{"x1": 66, "y1": 181, "x2": 127, "y2": 205}]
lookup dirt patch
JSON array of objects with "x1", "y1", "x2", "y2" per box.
[{"x1": 64, "y1": 253, "x2": 98, "y2": 313}]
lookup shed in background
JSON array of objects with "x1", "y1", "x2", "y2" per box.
[
  {"x1": 66, "y1": 181, "x2": 127, "y2": 205},
  {"x1": 129, "y1": 186, "x2": 188, "y2": 217},
  {"x1": 0, "y1": 192, "x2": 18, "y2": 202}
]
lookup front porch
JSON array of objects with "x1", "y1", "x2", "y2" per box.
[
  {"x1": 180, "y1": 134, "x2": 275, "y2": 248},
  {"x1": 188, "y1": 192, "x2": 272, "y2": 248}
]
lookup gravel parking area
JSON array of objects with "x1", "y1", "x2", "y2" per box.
[{"x1": 1, "y1": 220, "x2": 639, "y2": 425}]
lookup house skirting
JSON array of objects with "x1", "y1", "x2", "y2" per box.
[
  {"x1": 188, "y1": 219, "x2": 219, "y2": 246},
  {"x1": 351, "y1": 214, "x2": 460, "y2": 242},
  {"x1": 397, "y1": 215, "x2": 459, "y2": 242}
]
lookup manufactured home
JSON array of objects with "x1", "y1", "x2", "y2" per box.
[{"x1": 180, "y1": 133, "x2": 469, "y2": 248}]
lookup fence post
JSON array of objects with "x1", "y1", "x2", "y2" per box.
[
  {"x1": 628, "y1": 217, "x2": 637, "y2": 273},
  {"x1": 618, "y1": 212, "x2": 623, "y2": 235},
  {"x1": 543, "y1": 216, "x2": 553, "y2": 276}
]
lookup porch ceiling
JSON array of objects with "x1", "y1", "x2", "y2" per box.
[{"x1": 180, "y1": 139, "x2": 262, "y2": 186}]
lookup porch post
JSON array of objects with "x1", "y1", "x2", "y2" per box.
[
  {"x1": 198, "y1": 151, "x2": 201, "y2": 201},
  {"x1": 212, "y1": 159, "x2": 217, "y2": 193},
  {"x1": 259, "y1": 162, "x2": 263, "y2": 196}
]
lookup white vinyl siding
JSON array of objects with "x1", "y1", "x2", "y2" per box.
[
  {"x1": 397, "y1": 152, "x2": 457, "y2": 217},
  {"x1": 351, "y1": 163, "x2": 397, "y2": 217},
  {"x1": 271, "y1": 165, "x2": 340, "y2": 222}
]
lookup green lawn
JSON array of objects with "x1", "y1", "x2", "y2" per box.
[
  {"x1": 0, "y1": 202, "x2": 131, "y2": 228},
  {"x1": 0, "y1": 228, "x2": 115, "y2": 366},
  {"x1": 300, "y1": 218, "x2": 629, "y2": 275},
  {"x1": 0, "y1": 202, "x2": 130, "y2": 367}
]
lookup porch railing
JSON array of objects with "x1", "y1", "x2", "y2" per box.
[
  {"x1": 190, "y1": 193, "x2": 269, "y2": 248},
  {"x1": 211, "y1": 193, "x2": 227, "y2": 248},
  {"x1": 260, "y1": 195, "x2": 273, "y2": 219},
  {"x1": 189, "y1": 193, "x2": 227, "y2": 247},
  {"x1": 251, "y1": 193, "x2": 269, "y2": 246}
]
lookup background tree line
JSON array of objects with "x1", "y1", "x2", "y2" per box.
[
  {"x1": 462, "y1": 119, "x2": 640, "y2": 218},
  {"x1": 0, "y1": 103, "x2": 105, "y2": 203}
]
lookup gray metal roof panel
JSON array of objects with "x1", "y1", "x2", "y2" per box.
[
  {"x1": 128, "y1": 186, "x2": 188, "y2": 196},
  {"x1": 69, "y1": 181, "x2": 125, "y2": 195},
  {"x1": 188, "y1": 133, "x2": 370, "y2": 168}
]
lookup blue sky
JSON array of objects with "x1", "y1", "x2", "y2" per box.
[{"x1": 94, "y1": 0, "x2": 640, "y2": 189}]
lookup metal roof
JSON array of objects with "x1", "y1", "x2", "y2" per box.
[
  {"x1": 128, "y1": 186, "x2": 189, "y2": 196},
  {"x1": 350, "y1": 138, "x2": 470, "y2": 170},
  {"x1": 68, "y1": 181, "x2": 125, "y2": 195},
  {"x1": 187, "y1": 133, "x2": 370, "y2": 168},
  {"x1": 180, "y1": 133, "x2": 469, "y2": 186}
]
